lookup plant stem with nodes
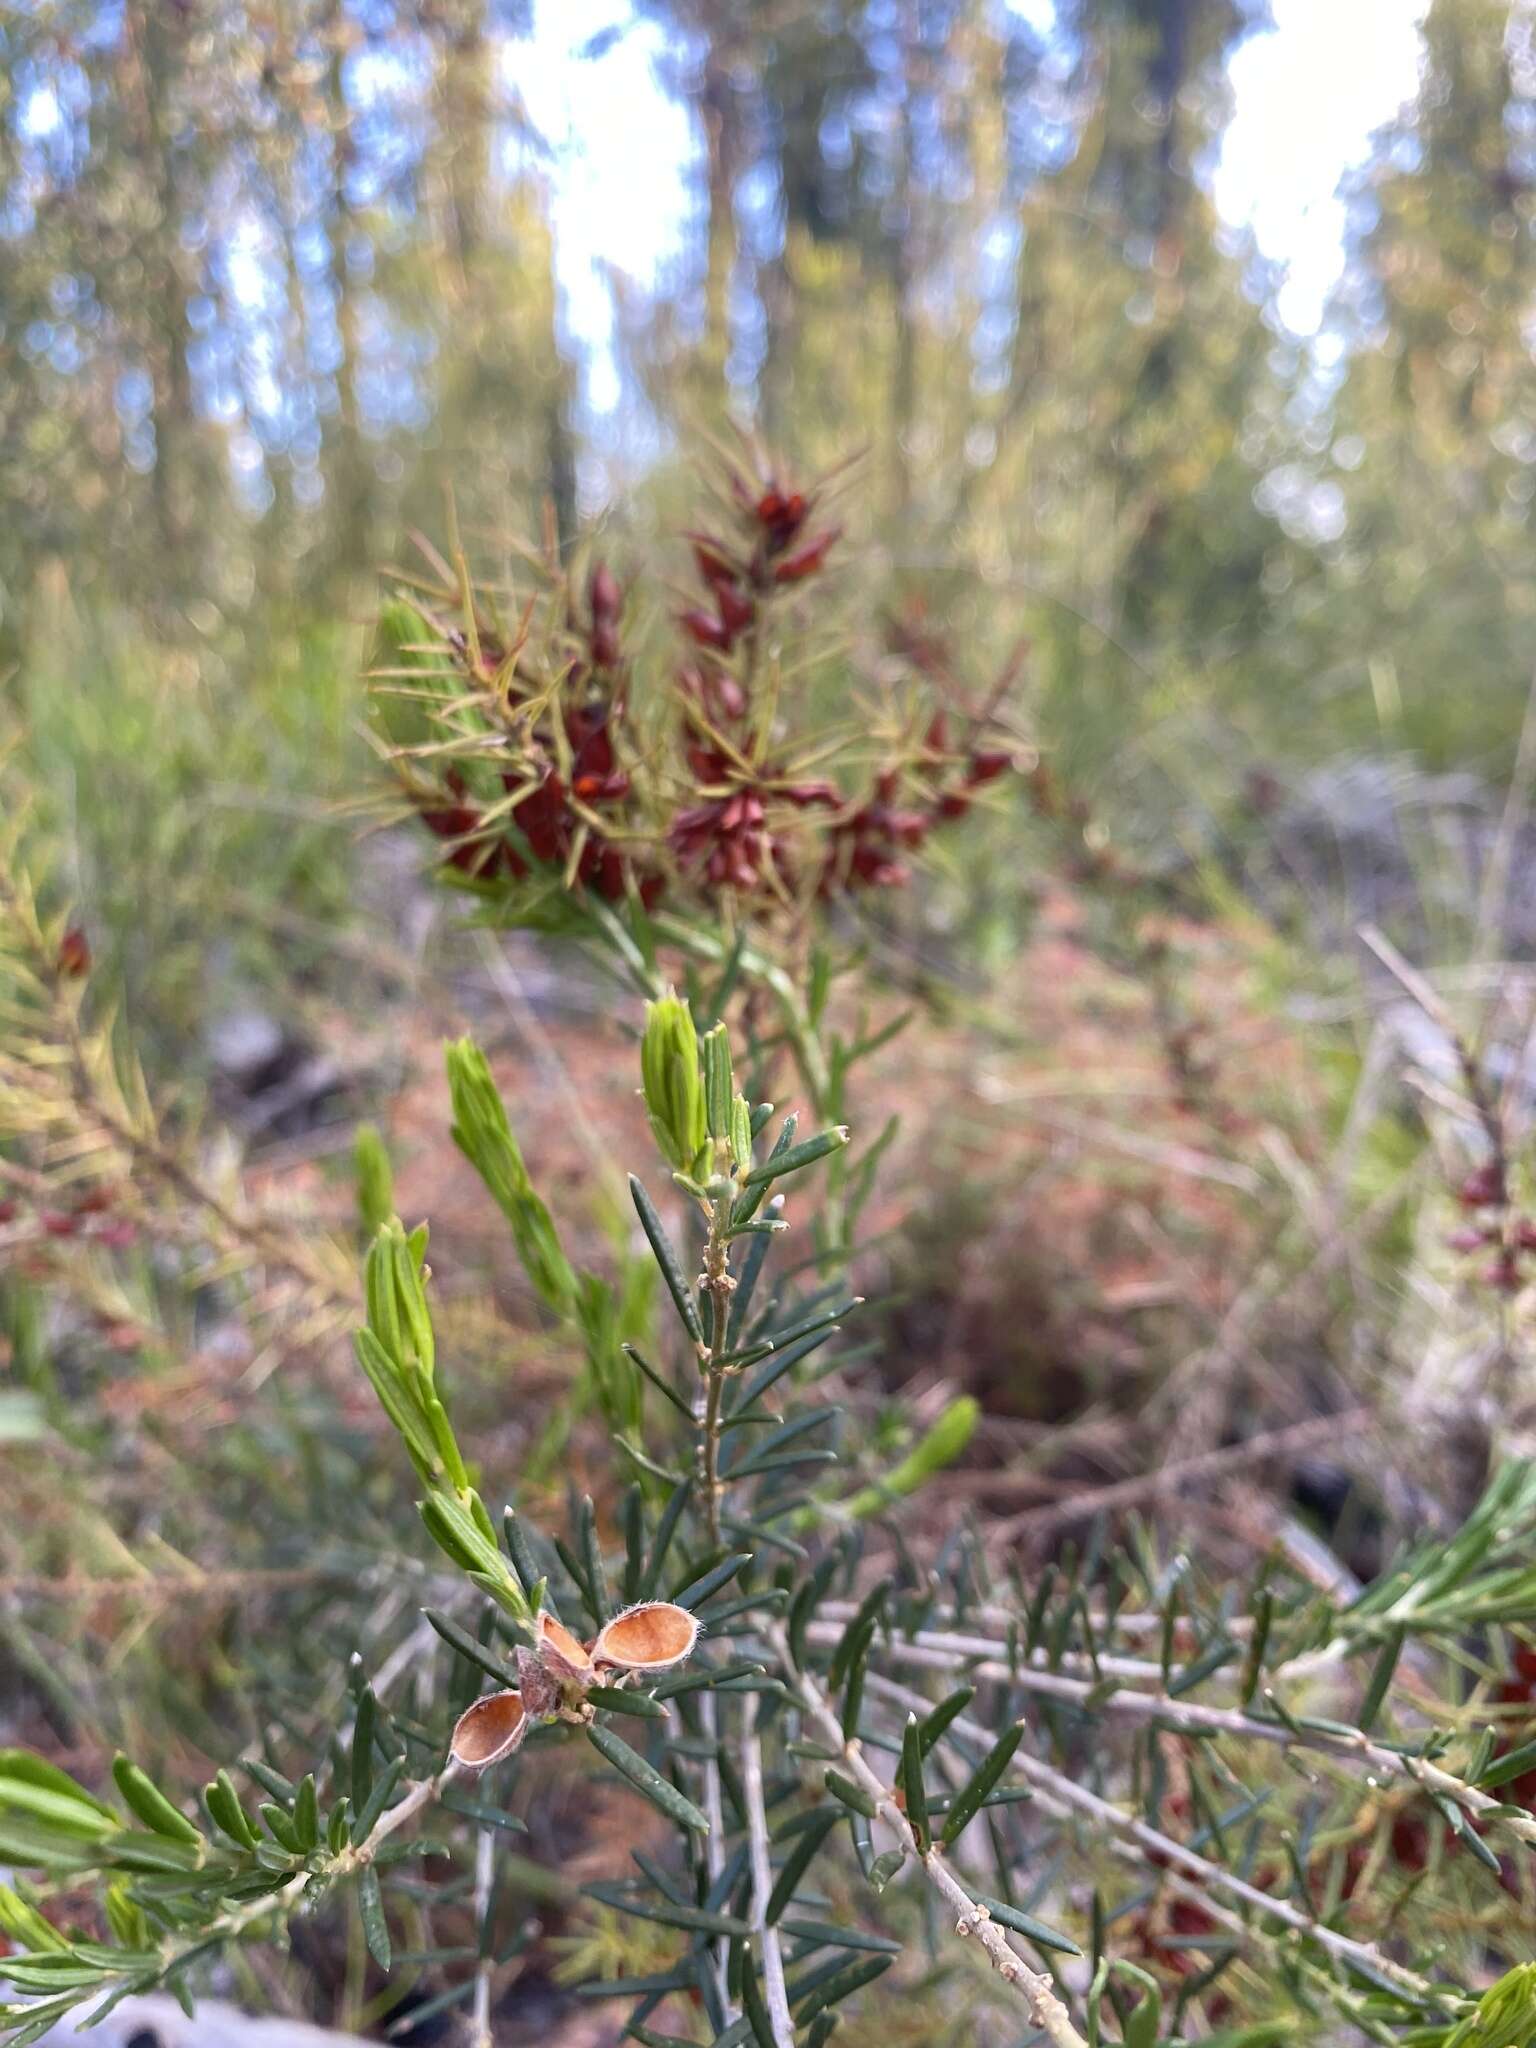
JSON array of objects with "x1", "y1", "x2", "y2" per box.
[
  {"x1": 766, "y1": 1623, "x2": 1091, "y2": 2048},
  {"x1": 861, "y1": 1670, "x2": 1455, "y2": 2013},
  {"x1": 822, "y1": 1626, "x2": 1536, "y2": 1851},
  {"x1": 696, "y1": 1189, "x2": 736, "y2": 1550}
]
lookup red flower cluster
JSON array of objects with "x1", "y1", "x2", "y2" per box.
[
  {"x1": 821, "y1": 720, "x2": 1011, "y2": 893},
  {"x1": 417, "y1": 565, "x2": 659, "y2": 905},
  {"x1": 1448, "y1": 1160, "x2": 1536, "y2": 1294},
  {"x1": 404, "y1": 462, "x2": 1015, "y2": 915},
  {"x1": 669, "y1": 492, "x2": 1010, "y2": 899}
]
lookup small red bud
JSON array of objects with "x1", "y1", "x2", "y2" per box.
[
  {"x1": 690, "y1": 538, "x2": 738, "y2": 591},
  {"x1": 57, "y1": 927, "x2": 91, "y2": 978},
  {"x1": 967, "y1": 749, "x2": 1014, "y2": 785},
  {"x1": 680, "y1": 608, "x2": 736, "y2": 652},
  {"x1": 1458, "y1": 1162, "x2": 1507, "y2": 1209},
  {"x1": 0, "y1": 1201, "x2": 17, "y2": 1226},
  {"x1": 589, "y1": 562, "x2": 622, "y2": 626},
  {"x1": 757, "y1": 487, "x2": 809, "y2": 551},
  {"x1": 717, "y1": 584, "x2": 755, "y2": 635},
  {"x1": 1485, "y1": 1255, "x2": 1524, "y2": 1294},
  {"x1": 41, "y1": 1211, "x2": 77, "y2": 1238},
  {"x1": 773, "y1": 528, "x2": 840, "y2": 584}
]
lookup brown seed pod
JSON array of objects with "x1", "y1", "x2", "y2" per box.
[
  {"x1": 592, "y1": 1601, "x2": 700, "y2": 1674},
  {"x1": 516, "y1": 1644, "x2": 561, "y2": 1719},
  {"x1": 536, "y1": 1611, "x2": 594, "y2": 1686},
  {"x1": 450, "y1": 1690, "x2": 526, "y2": 1771}
]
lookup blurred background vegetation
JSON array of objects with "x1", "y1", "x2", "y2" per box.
[{"x1": 6, "y1": 0, "x2": 1535, "y2": 1063}]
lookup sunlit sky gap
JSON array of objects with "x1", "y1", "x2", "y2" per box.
[
  {"x1": 512, "y1": 0, "x2": 1432, "y2": 424},
  {"x1": 14, "y1": 0, "x2": 1436, "y2": 500}
]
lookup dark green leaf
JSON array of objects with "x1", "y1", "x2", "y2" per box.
[
  {"x1": 586, "y1": 1725, "x2": 709, "y2": 1834},
  {"x1": 765, "y1": 1807, "x2": 841, "y2": 1925},
  {"x1": 941, "y1": 1723, "x2": 1024, "y2": 1847},
  {"x1": 358, "y1": 1864, "x2": 392, "y2": 1970},
  {"x1": 629, "y1": 1175, "x2": 703, "y2": 1345}
]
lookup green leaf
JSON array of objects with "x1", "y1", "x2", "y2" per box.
[
  {"x1": 204, "y1": 1770, "x2": 259, "y2": 1852},
  {"x1": 110, "y1": 1758, "x2": 202, "y2": 1847},
  {"x1": 918, "y1": 1687, "x2": 975, "y2": 1758},
  {"x1": 1477, "y1": 1736, "x2": 1536, "y2": 1790},
  {"x1": 674, "y1": 1552, "x2": 753, "y2": 1611},
  {"x1": 978, "y1": 1897, "x2": 1083, "y2": 1956},
  {"x1": 355, "y1": 1123, "x2": 396, "y2": 1236},
  {"x1": 1358, "y1": 1626, "x2": 1406, "y2": 1734},
  {"x1": 780, "y1": 1918, "x2": 901, "y2": 1956},
  {"x1": 822, "y1": 1770, "x2": 876, "y2": 1820},
  {"x1": 352, "y1": 1689, "x2": 378, "y2": 1814},
  {"x1": 292, "y1": 1774, "x2": 320, "y2": 1853},
  {"x1": 588, "y1": 1686, "x2": 670, "y2": 1720},
  {"x1": 740, "y1": 1127, "x2": 849, "y2": 1189},
  {"x1": 358, "y1": 1864, "x2": 392, "y2": 1970},
  {"x1": 0, "y1": 1882, "x2": 69, "y2": 1953},
  {"x1": 765, "y1": 1807, "x2": 841, "y2": 1925},
  {"x1": 586, "y1": 1725, "x2": 709, "y2": 1833},
  {"x1": 702, "y1": 1022, "x2": 734, "y2": 1143},
  {"x1": 623, "y1": 1341, "x2": 694, "y2": 1421},
  {"x1": 899, "y1": 1716, "x2": 929, "y2": 1848},
  {"x1": 730, "y1": 1095, "x2": 754, "y2": 1177},
  {"x1": 259, "y1": 1804, "x2": 304, "y2": 1855},
  {"x1": 0, "y1": 1753, "x2": 119, "y2": 1839},
  {"x1": 352, "y1": 1758, "x2": 407, "y2": 1846},
  {"x1": 1123, "y1": 1978, "x2": 1162, "y2": 2048},
  {"x1": 582, "y1": 1882, "x2": 749, "y2": 1938},
  {"x1": 791, "y1": 1952, "x2": 892, "y2": 2020},
  {"x1": 629, "y1": 1174, "x2": 704, "y2": 1345},
  {"x1": 941, "y1": 1723, "x2": 1025, "y2": 1847}
]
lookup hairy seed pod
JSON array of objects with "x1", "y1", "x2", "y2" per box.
[
  {"x1": 592, "y1": 1601, "x2": 700, "y2": 1673},
  {"x1": 536, "y1": 1611, "x2": 595, "y2": 1685},
  {"x1": 450, "y1": 1690, "x2": 526, "y2": 1770},
  {"x1": 516, "y1": 1644, "x2": 561, "y2": 1718}
]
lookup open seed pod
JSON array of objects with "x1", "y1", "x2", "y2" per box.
[
  {"x1": 450, "y1": 1690, "x2": 526, "y2": 1771},
  {"x1": 536, "y1": 1610, "x2": 594, "y2": 1686},
  {"x1": 516, "y1": 1643, "x2": 561, "y2": 1719},
  {"x1": 592, "y1": 1600, "x2": 700, "y2": 1674}
]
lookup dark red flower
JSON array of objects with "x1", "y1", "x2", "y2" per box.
[
  {"x1": 773, "y1": 528, "x2": 840, "y2": 584},
  {"x1": 680, "y1": 608, "x2": 738, "y2": 653},
  {"x1": 1459, "y1": 1162, "x2": 1508, "y2": 1209}
]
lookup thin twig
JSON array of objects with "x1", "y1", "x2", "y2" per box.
[
  {"x1": 698, "y1": 1692, "x2": 737, "y2": 2029},
  {"x1": 833, "y1": 1629, "x2": 1536, "y2": 1851},
  {"x1": 740, "y1": 1695, "x2": 795, "y2": 2045},
  {"x1": 469, "y1": 1823, "x2": 495, "y2": 2048},
  {"x1": 767, "y1": 1623, "x2": 1090, "y2": 2048},
  {"x1": 860, "y1": 1671, "x2": 1451, "y2": 2011}
]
